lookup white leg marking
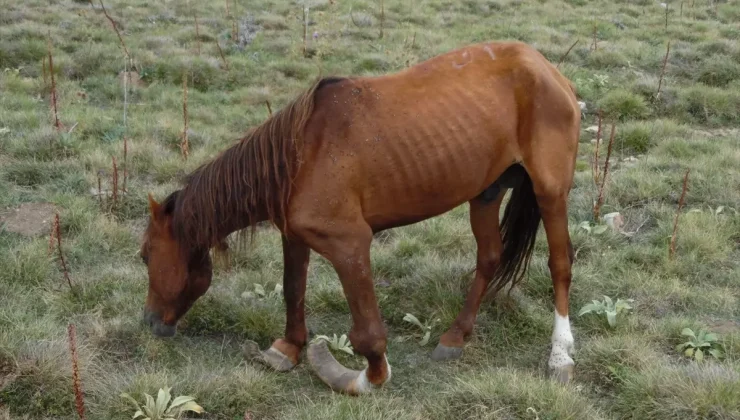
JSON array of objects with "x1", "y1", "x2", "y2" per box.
[
  {"x1": 548, "y1": 311, "x2": 574, "y2": 370},
  {"x1": 354, "y1": 355, "x2": 392, "y2": 394}
]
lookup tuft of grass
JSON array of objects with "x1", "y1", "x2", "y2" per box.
[{"x1": 598, "y1": 89, "x2": 651, "y2": 121}]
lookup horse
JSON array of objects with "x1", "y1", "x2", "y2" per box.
[{"x1": 140, "y1": 40, "x2": 581, "y2": 395}]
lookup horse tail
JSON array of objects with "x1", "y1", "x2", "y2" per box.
[{"x1": 486, "y1": 172, "x2": 542, "y2": 298}]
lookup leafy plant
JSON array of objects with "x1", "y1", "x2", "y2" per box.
[
  {"x1": 241, "y1": 282, "x2": 282, "y2": 300},
  {"x1": 676, "y1": 328, "x2": 724, "y2": 362},
  {"x1": 312, "y1": 333, "x2": 354, "y2": 355},
  {"x1": 403, "y1": 313, "x2": 439, "y2": 346},
  {"x1": 120, "y1": 387, "x2": 204, "y2": 420},
  {"x1": 578, "y1": 296, "x2": 634, "y2": 328},
  {"x1": 578, "y1": 220, "x2": 609, "y2": 235}
]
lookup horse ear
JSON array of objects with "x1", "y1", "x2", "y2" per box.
[{"x1": 148, "y1": 193, "x2": 162, "y2": 219}]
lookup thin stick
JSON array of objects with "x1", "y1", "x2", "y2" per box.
[
  {"x1": 47, "y1": 33, "x2": 62, "y2": 131},
  {"x1": 592, "y1": 109, "x2": 603, "y2": 185},
  {"x1": 669, "y1": 169, "x2": 690, "y2": 259},
  {"x1": 225, "y1": 0, "x2": 231, "y2": 17},
  {"x1": 680, "y1": 1, "x2": 684, "y2": 17},
  {"x1": 557, "y1": 39, "x2": 579, "y2": 69},
  {"x1": 379, "y1": 0, "x2": 384, "y2": 39},
  {"x1": 265, "y1": 100, "x2": 273, "y2": 117},
  {"x1": 99, "y1": 0, "x2": 131, "y2": 61},
  {"x1": 591, "y1": 24, "x2": 598, "y2": 51},
  {"x1": 181, "y1": 73, "x2": 190, "y2": 160},
  {"x1": 215, "y1": 40, "x2": 229, "y2": 70},
  {"x1": 111, "y1": 156, "x2": 119, "y2": 206},
  {"x1": 122, "y1": 136, "x2": 128, "y2": 193},
  {"x1": 656, "y1": 40, "x2": 671, "y2": 98},
  {"x1": 593, "y1": 122, "x2": 616, "y2": 221},
  {"x1": 68, "y1": 324, "x2": 86, "y2": 420},
  {"x1": 55, "y1": 213, "x2": 73, "y2": 291},
  {"x1": 302, "y1": 5, "x2": 308, "y2": 57},
  {"x1": 665, "y1": 4, "x2": 670, "y2": 29},
  {"x1": 232, "y1": 20, "x2": 238, "y2": 43},
  {"x1": 194, "y1": 14, "x2": 201, "y2": 55},
  {"x1": 411, "y1": 31, "x2": 416, "y2": 49}
]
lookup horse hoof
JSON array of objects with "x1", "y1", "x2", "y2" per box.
[
  {"x1": 431, "y1": 343, "x2": 463, "y2": 361},
  {"x1": 550, "y1": 364, "x2": 574, "y2": 384}
]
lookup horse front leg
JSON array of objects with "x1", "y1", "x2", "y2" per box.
[
  {"x1": 259, "y1": 236, "x2": 310, "y2": 371},
  {"x1": 300, "y1": 222, "x2": 391, "y2": 395}
]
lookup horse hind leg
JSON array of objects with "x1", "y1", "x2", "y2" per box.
[{"x1": 432, "y1": 191, "x2": 505, "y2": 361}]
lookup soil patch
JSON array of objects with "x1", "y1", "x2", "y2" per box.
[{"x1": 0, "y1": 203, "x2": 56, "y2": 237}]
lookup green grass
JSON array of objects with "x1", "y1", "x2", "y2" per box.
[{"x1": 1, "y1": 0, "x2": 739, "y2": 419}]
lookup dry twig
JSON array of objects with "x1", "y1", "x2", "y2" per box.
[
  {"x1": 68, "y1": 324, "x2": 86, "y2": 420},
  {"x1": 557, "y1": 39, "x2": 579, "y2": 69},
  {"x1": 99, "y1": 0, "x2": 131, "y2": 61},
  {"x1": 181, "y1": 73, "x2": 190, "y2": 160},
  {"x1": 656, "y1": 40, "x2": 671, "y2": 99},
  {"x1": 593, "y1": 122, "x2": 616, "y2": 221}
]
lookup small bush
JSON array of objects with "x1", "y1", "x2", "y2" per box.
[
  {"x1": 599, "y1": 89, "x2": 651, "y2": 121},
  {"x1": 696, "y1": 55, "x2": 740, "y2": 87}
]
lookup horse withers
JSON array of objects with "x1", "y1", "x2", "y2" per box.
[{"x1": 140, "y1": 40, "x2": 581, "y2": 395}]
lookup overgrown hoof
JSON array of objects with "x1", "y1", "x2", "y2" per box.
[
  {"x1": 243, "y1": 340, "x2": 296, "y2": 372},
  {"x1": 550, "y1": 364, "x2": 574, "y2": 384},
  {"x1": 307, "y1": 340, "x2": 389, "y2": 395},
  {"x1": 431, "y1": 343, "x2": 463, "y2": 361}
]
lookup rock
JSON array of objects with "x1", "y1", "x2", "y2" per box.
[
  {"x1": 585, "y1": 125, "x2": 600, "y2": 133},
  {"x1": 602, "y1": 212, "x2": 624, "y2": 232},
  {"x1": 118, "y1": 71, "x2": 146, "y2": 88},
  {"x1": 578, "y1": 101, "x2": 587, "y2": 111}
]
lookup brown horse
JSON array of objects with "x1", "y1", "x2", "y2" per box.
[{"x1": 140, "y1": 40, "x2": 580, "y2": 395}]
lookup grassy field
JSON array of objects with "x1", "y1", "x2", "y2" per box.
[{"x1": 1, "y1": 0, "x2": 740, "y2": 418}]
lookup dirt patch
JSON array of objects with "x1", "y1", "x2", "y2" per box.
[
  {"x1": 706, "y1": 320, "x2": 740, "y2": 335},
  {"x1": 0, "y1": 203, "x2": 57, "y2": 237}
]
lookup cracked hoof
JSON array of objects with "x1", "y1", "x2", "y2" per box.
[
  {"x1": 243, "y1": 340, "x2": 297, "y2": 372},
  {"x1": 550, "y1": 364, "x2": 574, "y2": 384},
  {"x1": 431, "y1": 343, "x2": 463, "y2": 361}
]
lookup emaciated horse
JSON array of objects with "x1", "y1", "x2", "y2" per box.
[{"x1": 140, "y1": 40, "x2": 580, "y2": 395}]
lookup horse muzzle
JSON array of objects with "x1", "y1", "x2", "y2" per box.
[{"x1": 143, "y1": 308, "x2": 177, "y2": 337}]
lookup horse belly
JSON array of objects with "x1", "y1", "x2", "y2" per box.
[{"x1": 359, "y1": 130, "x2": 508, "y2": 231}]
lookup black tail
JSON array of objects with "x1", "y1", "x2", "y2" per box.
[{"x1": 486, "y1": 173, "x2": 541, "y2": 298}]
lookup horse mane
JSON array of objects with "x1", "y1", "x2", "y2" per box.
[{"x1": 165, "y1": 77, "x2": 345, "y2": 252}]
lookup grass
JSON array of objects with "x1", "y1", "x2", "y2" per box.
[{"x1": 1, "y1": 0, "x2": 739, "y2": 419}]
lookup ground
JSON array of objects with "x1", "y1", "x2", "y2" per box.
[{"x1": 1, "y1": 0, "x2": 739, "y2": 419}]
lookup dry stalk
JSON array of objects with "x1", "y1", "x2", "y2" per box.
[
  {"x1": 122, "y1": 136, "x2": 128, "y2": 193},
  {"x1": 669, "y1": 169, "x2": 690, "y2": 259},
  {"x1": 302, "y1": 5, "x2": 308, "y2": 57},
  {"x1": 593, "y1": 122, "x2": 616, "y2": 221},
  {"x1": 379, "y1": 0, "x2": 384, "y2": 39},
  {"x1": 181, "y1": 73, "x2": 190, "y2": 160},
  {"x1": 557, "y1": 39, "x2": 579, "y2": 69},
  {"x1": 111, "y1": 156, "x2": 119, "y2": 206},
  {"x1": 47, "y1": 33, "x2": 62, "y2": 131},
  {"x1": 225, "y1": 0, "x2": 231, "y2": 17},
  {"x1": 592, "y1": 109, "x2": 603, "y2": 184},
  {"x1": 656, "y1": 40, "x2": 671, "y2": 99},
  {"x1": 215, "y1": 40, "x2": 229, "y2": 70},
  {"x1": 265, "y1": 100, "x2": 273, "y2": 117},
  {"x1": 232, "y1": 20, "x2": 239, "y2": 43},
  {"x1": 665, "y1": 3, "x2": 670, "y2": 29},
  {"x1": 54, "y1": 213, "x2": 74, "y2": 291},
  {"x1": 680, "y1": 1, "x2": 684, "y2": 17},
  {"x1": 67, "y1": 324, "x2": 86, "y2": 420},
  {"x1": 591, "y1": 24, "x2": 598, "y2": 51},
  {"x1": 194, "y1": 14, "x2": 201, "y2": 55},
  {"x1": 99, "y1": 0, "x2": 131, "y2": 61}
]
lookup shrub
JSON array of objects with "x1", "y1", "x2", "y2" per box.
[{"x1": 599, "y1": 89, "x2": 651, "y2": 121}]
